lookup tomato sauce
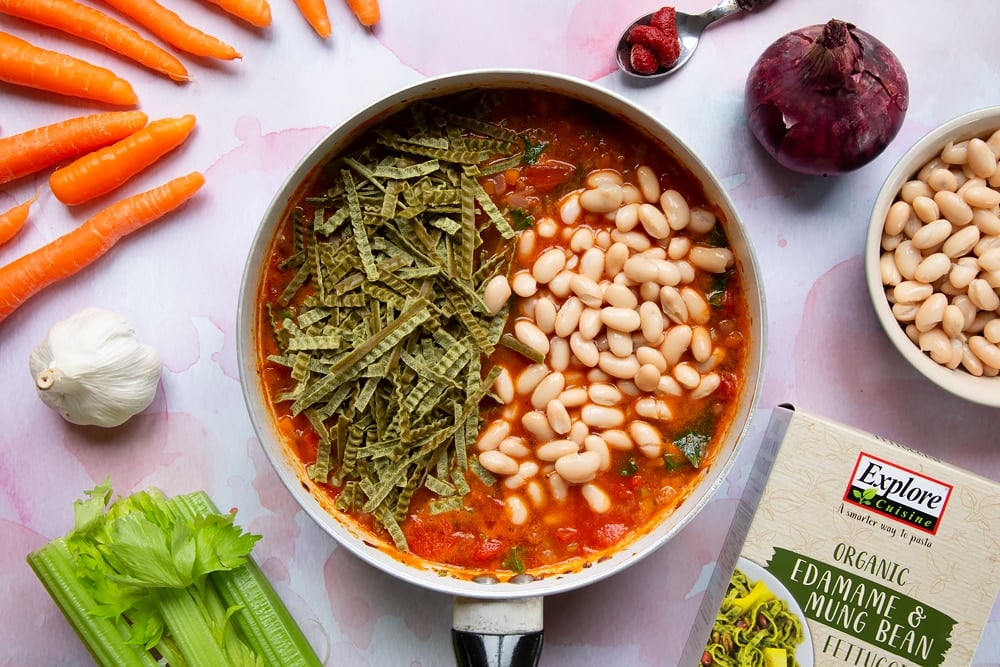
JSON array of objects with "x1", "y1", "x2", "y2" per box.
[{"x1": 255, "y1": 89, "x2": 751, "y2": 579}]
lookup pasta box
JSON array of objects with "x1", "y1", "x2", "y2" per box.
[{"x1": 680, "y1": 404, "x2": 1000, "y2": 667}]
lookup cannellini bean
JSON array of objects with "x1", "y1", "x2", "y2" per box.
[
  {"x1": 913, "y1": 253, "x2": 952, "y2": 283},
  {"x1": 636, "y1": 345, "x2": 667, "y2": 372},
  {"x1": 570, "y1": 331, "x2": 600, "y2": 366},
  {"x1": 499, "y1": 437, "x2": 532, "y2": 459},
  {"x1": 676, "y1": 259, "x2": 696, "y2": 284},
  {"x1": 547, "y1": 471, "x2": 568, "y2": 501},
  {"x1": 546, "y1": 399, "x2": 572, "y2": 434},
  {"x1": 691, "y1": 372, "x2": 721, "y2": 399},
  {"x1": 570, "y1": 227, "x2": 596, "y2": 252},
  {"x1": 628, "y1": 420, "x2": 661, "y2": 450},
  {"x1": 688, "y1": 246, "x2": 734, "y2": 273},
  {"x1": 613, "y1": 229, "x2": 653, "y2": 252},
  {"x1": 602, "y1": 429, "x2": 633, "y2": 450},
  {"x1": 969, "y1": 336, "x2": 1000, "y2": 370},
  {"x1": 546, "y1": 270, "x2": 573, "y2": 298},
  {"x1": 927, "y1": 168, "x2": 958, "y2": 193},
  {"x1": 935, "y1": 191, "x2": 974, "y2": 226},
  {"x1": 969, "y1": 278, "x2": 1000, "y2": 310},
  {"x1": 657, "y1": 375, "x2": 684, "y2": 396},
  {"x1": 493, "y1": 367, "x2": 515, "y2": 404},
  {"x1": 660, "y1": 189, "x2": 690, "y2": 230},
  {"x1": 941, "y1": 141, "x2": 968, "y2": 165},
  {"x1": 511, "y1": 271, "x2": 538, "y2": 297},
  {"x1": 560, "y1": 193, "x2": 581, "y2": 224},
  {"x1": 953, "y1": 295, "x2": 978, "y2": 329},
  {"x1": 622, "y1": 184, "x2": 643, "y2": 204},
  {"x1": 580, "y1": 247, "x2": 606, "y2": 282},
  {"x1": 914, "y1": 292, "x2": 948, "y2": 332},
  {"x1": 605, "y1": 241, "x2": 630, "y2": 277},
  {"x1": 553, "y1": 296, "x2": 584, "y2": 338},
  {"x1": 515, "y1": 320, "x2": 550, "y2": 356},
  {"x1": 964, "y1": 185, "x2": 1000, "y2": 209},
  {"x1": 569, "y1": 420, "x2": 590, "y2": 445},
  {"x1": 984, "y1": 318, "x2": 1000, "y2": 343},
  {"x1": 518, "y1": 228, "x2": 537, "y2": 262},
  {"x1": 638, "y1": 203, "x2": 670, "y2": 239},
  {"x1": 911, "y1": 196, "x2": 939, "y2": 223},
  {"x1": 688, "y1": 207, "x2": 717, "y2": 234},
  {"x1": 516, "y1": 363, "x2": 550, "y2": 395},
  {"x1": 623, "y1": 256, "x2": 659, "y2": 283},
  {"x1": 601, "y1": 306, "x2": 642, "y2": 332},
  {"x1": 588, "y1": 382, "x2": 623, "y2": 405},
  {"x1": 942, "y1": 304, "x2": 966, "y2": 338},
  {"x1": 476, "y1": 420, "x2": 511, "y2": 452},
  {"x1": 980, "y1": 248, "x2": 1000, "y2": 272},
  {"x1": 902, "y1": 179, "x2": 934, "y2": 201},
  {"x1": 638, "y1": 301, "x2": 664, "y2": 344},
  {"x1": 615, "y1": 202, "x2": 641, "y2": 232},
  {"x1": 893, "y1": 280, "x2": 934, "y2": 304},
  {"x1": 579, "y1": 184, "x2": 624, "y2": 214},
  {"x1": 570, "y1": 274, "x2": 604, "y2": 308},
  {"x1": 673, "y1": 362, "x2": 701, "y2": 389},
  {"x1": 690, "y1": 325, "x2": 713, "y2": 363},
  {"x1": 506, "y1": 495, "x2": 529, "y2": 525},
  {"x1": 536, "y1": 217, "x2": 557, "y2": 238},
  {"x1": 531, "y1": 371, "x2": 565, "y2": 409},
  {"x1": 967, "y1": 138, "x2": 998, "y2": 178},
  {"x1": 580, "y1": 403, "x2": 626, "y2": 428},
  {"x1": 918, "y1": 328, "x2": 952, "y2": 364},
  {"x1": 597, "y1": 351, "x2": 640, "y2": 379},
  {"x1": 942, "y1": 225, "x2": 981, "y2": 258},
  {"x1": 607, "y1": 329, "x2": 633, "y2": 357},
  {"x1": 483, "y1": 275, "x2": 512, "y2": 315},
  {"x1": 479, "y1": 450, "x2": 518, "y2": 476},
  {"x1": 522, "y1": 411, "x2": 556, "y2": 442},
  {"x1": 667, "y1": 236, "x2": 691, "y2": 261},
  {"x1": 661, "y1": 324, "x2": 693, "y2": 366},
  {"x1": 537, "y1": 439, "x2": 580, "y2": 461},
  {"x1": 634, "y1": 364, "x2": 661, "y2": 392},
  {"x1": 974, "y1": 209, "x2": 1000, "y2": 235},
  {"x1": 680, "y1": 286, "x2": 711, "y2": 324},
  {"x1": 584, "y1": 435, "x2": 611, "y2": 471},
  {"x1": 533, "y1": 297, "x2": 557, "y2": 334},
  {"x1": 977, "y1": 235, "x2": 1000, "y2": 256},
  {"x1": 636, "y1": 165, "x2": 660, "y2": 203},
  {"x1": 911, "y1": 219, "x2": 953, "y2": 250},
  {"x1": 549, "y1": 336, "x2": 571, "y2": 371},
  {"x1": 894, "y1": 241, "x2": 921, "y2": 280},
  {"x1": 961, "y1": 341, "x2": 985, "y2": 376},
  {"x1": 581, "y1": 483, "x2": 611, "y2": 513},
  {"x1": 885, "y1": 201, "x2": 912, "y2": 236},
  {"x1": 558, "y1": 386, "x2": 589, "y2": 408},
  {"x1": 604, "y1": 282, "x2": 638, "y2": 309},
  {"x1": 503, "y1": 474, "x2": 527, "y2": 490},
  {"x1": 949, "y1": 261, "x2": 979, "y2": 290},
  {"x1": 532, "y1": 248, "x2": 567, "y2": 284},
  {"x1": 659, "y1": 286, "x2": 689, "y2": 324},
  {"x1": 554, "y1": 451, "x2": 601, "y2": 484},
  {"x1": 635, "y1": 396, "x2": 672, "y2": 420},
  {"x1": 892, "y1": 302, "x2": 919, "y2": 322},
  {"x1": 586, "y1": 169, "x2": 623, "y2": 188}
]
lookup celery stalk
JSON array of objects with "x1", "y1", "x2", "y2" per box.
[
  {"x1": 170, "y1": 492, "x2": 323, "y2": 667},
  {"x1": 154, "y1": 586, "x2": 230, "y2": 667},
  {"x1": 26, "y1": 539, "x2": 157, "y2": 667}
]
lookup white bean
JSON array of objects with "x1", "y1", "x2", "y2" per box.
[
  {"x1": 913, "y1": 253, "x2": 952, "y2": 283},
  {"x1": 942, "y1": 225, "x2": 981, "y2": 258},
  {"x1": 554, "y1": 451, "x2": 601, "y2": 484},
  {"x1": 598, "y1": 351, "x2": 640, "y2": 379},
  {"x1": 660, "y1": 189, "x2": 691, "y2": 230},
  {"x1": 548, "y1": 471, "x2": 568, "y2": 501},
  {"x1": 659, "y1": 286, "x2": 689, "y2": 324},
  {"x1": 479, "y1": 450, "x2": 518, "y2": 476},
  {"x1": 634, "y1": 364, "x2": 661, "y2": 392},
  {"x1": 515, "y1": 320, "x2": 550, "y2": 356},
  {"x1": 607, "y1": 329, "x2": 633, "y2": 357},
  {"x1": 570, "y1": 274, "x2": 604, "y2": 308},
  {"x1": 621, "y1": 183, "x2": 643, "y2": 205},
  {"x1": 499, "y1": 436, "x2": 532, "y2": 459},
  {"x1": 588, "y1": 382, "x2": 623, "y2": 405},
  {"x1": 942, "y1": 304, "x2": 966, "y2": 338},
  {"x1": 570, "y1": 331, "x2": 600, "y2": 366},
  {"x1": 667, "y1": 236, "x2": 691, "y2": 261},
  {"x1": 911, "y1": 219, "x2": 953, "y2": 250},
  {"x1": 483, "y1": 275, "x2": 512, "y2": 315},
  {"x1": 570, "y1": 227, "x2": 596, "y2": 253},
  {"x1": 522, "y1": 411, "x2": 556, "y2": 442},
  {"x1": 690, "y1": 325, "x2": 713, "y2": 362},
  {"x1": 532, "y1": 248, "x2": 566, "y2": 284},
  {"x1": 506, "y1": 495, "x2": 529, "y2": 525},
  {"x1": 623, "y1": 256, "x2": 659, "y2": 283},
  {"x1": 628, "y1": 420, "x2": 661, "y2": 450},
  {"x1": 636, "y1": 345, "x2": 667, "y2": 372},
  {"x1": 985, "y1": 318, "x2": 1000, "y2": 344},
  {"x1": 969, "y1": 336, "x2": 1000, "y2": 370},
  {"x1": 511, "y1": 271, "x2": 538, "y2": 297},
  {"x1": 560, "y1": 193, "x2": 581, "y2": 224},
  {"x1": 602, "y1": 429, "x2": 633, "y2": 451},
  {"x1": 893, "y1": 280, "x2": 934, "y2": 304},
  {"x1": 583, "y1": 435, "x2": 612, "y2": 471},
  {"x1": 548, "y1": 336, "x2": 571, "y2": 371},
  {"x1": 967, "y1": 138, "x2": 998, "y2": 178},
  {"x1": 546, "y1": 399, "x2": 572, "y2": 434},
  {"x1": 964, "y1": 185, "x2": 1000, "y2": 209},
  {"x1": 691, "y1": 373, "x2": 721, "y2": 399},
  {"x1": 969, "y1": 278, "x2": 1000, "y2": 311},
  {"x1": 688, "y1": 246, "x2": 734, "y2": 273},
  {"x1": 558, "y1": 386, "x2": 589, "y2": 408},
  {"x1": 533, "y1": 297, "x2": 557, "y2": 335},
  {"x1": 518, "y1": 228, "x2": 537, "y2": 263},
  {"x1": 536, "y1": 217, "x2": 557, "y2": 238},
  {"x1": 638, "y1": 203, "x2": 670, "y2": 239},
  {"x1": 657, "y1": 375, "x2": 684, "y2": 396},
  {"x1": 553, "y1": 296, "x2": 583, "y2": 338},
  {"x1": 636, "y1": 165, "x2": 661, "y2": 203},
  {"x1": 516, "y1": 363, "x2": 550, "y2": 395},
  {"x1": 915, "y1": 292, "x2": 948, "y2": 332},
  {"x1": 476, "y1": 420, "x2": 511, "y2": 452},
  {"x1": 918, "y1": 328, "x2": 952, "y2": 364},
  {"x1": 580, "y1": 403, "x2": 626, "y2": 428},
  {"x1": 579, "y1": 247, "x2": 606, "y2": 282},
  {"x1": 980, "y1": 248, "x2": 1000, "y2": 272},
  {"x1": 615, "y1": 202, "x2": 641, "y2": 232},
  {"x1": 635, "y1": 396, "x2": 672, "y2": 421},
  {"x1": 688, "y1": 207, "x2": 717, "y2": 234},
  {"x1": 601, "y1": 306, "x2": 642, "y2": 332},
  {"x1": 673, "y1": 362, "x2": 701, "y2": 389},
  {"x1": 531, "y1": 371, "x2": 565, "y2": 409},
  {"x1": 537, "y1": 439, "x2": 580, "y2": 461},
  {"x1": 604, "y1": 282, "x2": 638, "y2": 309},
  {"x1": 680, "y1": 286, "x2": 711, "y2": 324},
  {"x1": 586, "y1": 169, "x2": 624, "y2": 188},
  {"x1": 605, "y1": 242, "x2": 630, "y2": 277},
  {"x1": 493, "y1": 367, "x2": 515, "y2": 404},
  {"x1": 581, "y1": 483, "x2": 612, "y2": 513},
  {"x1": 661, "y1": 324, "x2": 693, "y2": 366},
  {"x1": 579, "y1": 184, "x2": 624, "y2": 214}
]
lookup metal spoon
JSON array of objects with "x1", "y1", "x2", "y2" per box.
[{"x1": 616, "y1": 0, "x2": 772, "y2": 80}]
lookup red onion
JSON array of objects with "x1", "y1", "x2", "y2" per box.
[{"x1": 744, "y1": 19, "x2": 909, "y2": 176}]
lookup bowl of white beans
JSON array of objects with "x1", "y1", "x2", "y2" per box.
[{"x1": 866, "y1": 106, "x2": 1000, "y2": 406}]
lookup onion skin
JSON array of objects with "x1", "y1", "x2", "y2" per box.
[{"x1": 745, "y1": 19, "x2": 909, "y2": 176}]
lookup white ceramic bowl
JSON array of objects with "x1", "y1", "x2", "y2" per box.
[
  {"x1": 865, "y1": 106, "x2": 1000, "y2": 407},
  {"x1": 238, "y1": 69, "x2": 766, "y2": 599}
]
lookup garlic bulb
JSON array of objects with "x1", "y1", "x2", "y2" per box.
[{"x1": 28, "y1": 307, "x2": 162, "y2": 427}]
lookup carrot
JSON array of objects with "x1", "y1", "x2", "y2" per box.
[
  {"x1": 0, "y1": 171, "x2": 205, "y2": 323},
  {"x1": 0, "y1": 193, "x2": 37, "y2": 246},
  {"x1": 97, "y1": 0, "x2": 241, "y2": 59},
  {"x1": 294, "y1": 0, "x2": 330, "y2": 38},
  {"x1": 0, "y1": 31, "x2": 138, "y2": 106},
  {"x1": 345, "y1": 0, "x2": 377, "y2": 27},
  {"x1": 0, "y1": 0, "x2": 189, "y2": 82},
  {"x1": 50, "y1": 115, "x2": 197, "y2": 205},
  {"x1": 201, "y1": 0, "x2": 271, "y2": 28},
  {"x1": 0, "y1": 111, "x2": 148, "y2": 185}
]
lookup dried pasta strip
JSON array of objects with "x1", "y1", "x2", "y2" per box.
[
  {"x1": 278, "y1": 262, "x2": 311, "y2": 306},
  {"x1": 429, "y1": 496, "x2": 464, "y2": 515},
  {"x1": 428, "y1": 216, "x2": 461, "y2": 236},
  {"x1": 287, "y1": 335, "x2": 342, "y2": 351},
  {"x1": 476, "y1": 154, "x2": 522, "y2": 176},
  {"x1": 343, "y1": 156, "x2": 388, "y2": 193},
  {"x1": 378, "y1": 180, "x2": 402, "y2": 219},
  {"x1": 376, "y1": 134, "x2": 490, "y2": 164},
  {"x1": 342, "y1": 170, "x2": 379, "y2": 281},
  {"x1": 471, "y1": 175, "x2": 515, "y2": 240},
  {"x1": 290, "y1": 352, "x2": 312, "y2": 381},
  {"x1": 297, "y1": 307, "x2": 331, "y2": 328},
  {"x1": 373, "y1": 159, "x2": 440, "y2": 180},
  {"x1": 376, "y1": 128, "x2": 449, "y2": 150},
  {"x1": 415, "y1": 101, "x2": 520, "y2": 143},
  {"x1": 316, "y1": 206, "x2": 350, "y2": 235},
  {"x1": 424, "y1": 475, "x2": 456, "y2": 497},
  {"x1": 469, "y1": 456, "x2": 497, "y2": 487},
  {"x1": 444, "y1": 288, "x2": 493, "y2": 354},
  {"x1": 456, "y1": 173, "x2": 477, "y2": 280},
  {"x1": 451, "y1": 466, "x2": 472, "y2": 495},
  {"x1": 380, "y1": 510, "x2": 408, "y2": 552},
  {"x1": 498, "y1": 333, "x2": 545, "y2": 363}
]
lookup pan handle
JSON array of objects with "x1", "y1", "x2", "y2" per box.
[{"x1": 451, "y1": 594, "x2": 544, "y2": 667}]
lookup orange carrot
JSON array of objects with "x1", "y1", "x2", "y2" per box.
[
  {"x1": 0, "y1": 171, "x2": 204, "y2": 323},
  {"x1": 97, "y1": 0, "x2": 241, "y2": 59},
  {"x1": 294, "y1": 0, "x2": 330, "y2": 38},
  {"x1": 345, "y1": 0, "x2": 377, "y2": 27},
  {"x1": 0, "y1": 31, "x2": 138, "y2": 105},
  {"x1": 50, "y1": 114, "x2": 197, "y2": 205},
  {"x1": 0, "y1": 111, "x2": 148, "y2": 185},
  {"x1": 201, "y1": 0, "x2": 271, "y2": 28},
  {"x1": 0, "y1": 193, "x2": 37, "y2": 246},
  {"x1": 0, "y1": 0, "x2": 189, "y2": 81}
]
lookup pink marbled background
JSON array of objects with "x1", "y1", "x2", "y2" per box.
[{"x1": 1, "y1": 1, "x2": 998, "y2": 665}]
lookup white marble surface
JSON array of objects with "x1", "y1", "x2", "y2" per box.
[{"x1": 1, "y1": 0, "x2": 998, "y2": 664}]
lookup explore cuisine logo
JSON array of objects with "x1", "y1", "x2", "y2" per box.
[{"x1": 844, "y1": 454, "x2": 953, "y2": 535}]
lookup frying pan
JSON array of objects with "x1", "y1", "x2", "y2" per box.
[{"x1": 237, "y1": 69, "x2": 766, "y2": 666}]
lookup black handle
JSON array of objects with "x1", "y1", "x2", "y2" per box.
[{"x1": 452, "y1": 629, "x2": 544, "y2": 667}]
